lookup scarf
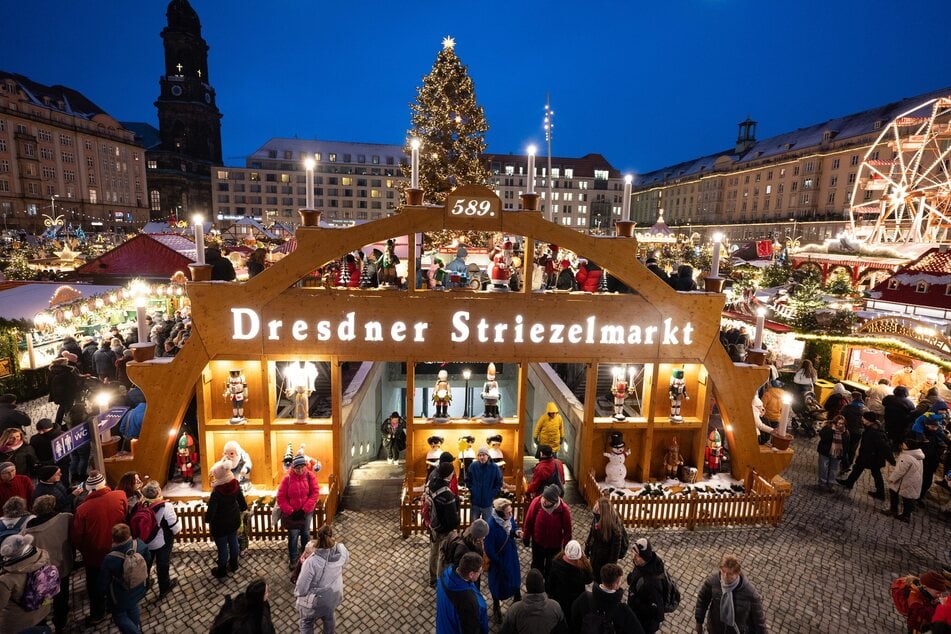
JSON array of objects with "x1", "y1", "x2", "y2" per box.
[
  {"x1": 829, "y1": 428, "x2": 844, "y2": 458},
  {"x1": 490, "y1": 509, "x2": 511, "y2": 533},
  {"x1": 720, "y1": 574, "x2": 741, "y2": 632}
]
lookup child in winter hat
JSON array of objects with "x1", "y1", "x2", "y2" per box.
[
  {"x1": 211, "y1": 459, "x2": 235, "y2": 487},
  {"x1": 0, "y1": 533, "x2": 35, "y2": 562}
]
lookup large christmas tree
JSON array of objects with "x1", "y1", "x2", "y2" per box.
[{"x1": 407, "y1": 37, "x2": 491, "y2": 248}]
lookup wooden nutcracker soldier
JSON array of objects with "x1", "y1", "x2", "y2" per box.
[
  {"x1": 705, "y1": 430, "x2": 723, "y2": 477},
  {"x1": 669, "y1": 368, "x2": 688, "y2": 422},
  {"x1": 432, "y1": 369, "x2": 451, "y2": 419},
  {"x1": 176, "y1": 432, "x2": 197, "y2": 485},
  {"x1": 223, "y1": 369, "x2": 248, "y2": 423},
  {"x1": 664, "y1": 436, "x2": 684, "y2": 480},
  {"x1": 611, "y1": 367, "x2": 634, "y2": 420},
  {"x1": 486, "y1": 434, "x2": 505, "y2": 468},
  {"x1": 480, "y1": 362, "x2": 501, "y2": 419}
]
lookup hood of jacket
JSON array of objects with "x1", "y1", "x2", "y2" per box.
[
  {"x1": 214, "y1": 478, "x2": 241, "y2": 496},
  {"x1": 902, "y1": 448, "x2": 925, "y2": 461},
  {"x1": 1, "y1": 546, "x2": 48, "y2": 573},
  {"x1": 636, "y1": 552, "x2": 665, "y2": 577},
  {"x1": 592, "y1": 583, "x2": 624, "y2": 610},
  {"x1": 441, "y1": 564, "x2": 474, "y2": 592},
  {"x1": 519, "y1": 592, "x2": 551, "y2": 613}
]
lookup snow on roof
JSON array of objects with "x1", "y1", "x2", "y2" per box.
[{"x1": 0, "y1": 282, "x2": 121, "y2": 322}]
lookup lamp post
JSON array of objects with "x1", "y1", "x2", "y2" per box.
[{"x1": 462, "y1": 368, "x2": 471, "y2": 418}]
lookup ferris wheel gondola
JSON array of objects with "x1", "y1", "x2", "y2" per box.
[{"x1": 849, "y1": 95, "x2": 951, "y2": 244}]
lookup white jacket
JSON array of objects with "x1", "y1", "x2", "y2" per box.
[
  {"x1": 888, "y1": 448, "x2": 924, "y2": 499},
  {"x1": 295, "y1": 543, "x2": 350, "y2": 607},
  {"x1": 143, "y1": 500, "x2": 181, "y2": 551}
]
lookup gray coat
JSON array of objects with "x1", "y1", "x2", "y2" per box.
[
  {"x1": 501, "y1": 592, "x2": 564, "y2": 634},
  {"x1": 695, "y1": 573, "x2": 768, "y2": 634}
]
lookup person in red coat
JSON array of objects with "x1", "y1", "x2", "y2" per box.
[
  {"x1": 523, "y1": 485, "x2": 572, "y2": 577},
  {"x1": 71, "y1": 470, "x2": 128, "y2": 627},
  {"x1": 526, "y1": 446, "x2": 565, "y2": 497},
  {"x1": 575, "y1": 259, "x2": 603, "y2": 293},
  {"x1": 277, "y1": 455, "x2": 320, "y2": 569},
  {"x1": 0, "y1": 462, "x2": 33, "y2": 510}
]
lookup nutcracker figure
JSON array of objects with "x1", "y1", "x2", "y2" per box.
[
  {"x1": 432, "y1": 369, "x2": 451, "y2": 419},
  {"x1": 285, "y1": 361, "x2": 318, "y2": 423},
  {"x1": 489, "y1": 240, "x2": 513, "y2": 291},
  {"x1": 669, "y1": 368, "x2": 688, "y2": 422},
  {"x1": 176, "y1": 433, "x2": 197, "y2": 485},
  {"x1": 223, "y1": 369, "x2": 248, "y2": 423},
  {"x1": 425, "y1": 435, "x2": 444, "y2": 477},
  {"x1": 486, "y1": 434, "x2": 505, "y2": 468},
  {"x1": 378, "y1": 238, "x2": 400, "y2": 288},
  {"x1": 664, "y1": 437, "x2": 684, "y2": 480},
  {"x1": 705, "y1": 430, "x2": 723, "y2": 477},
  {"x1": 611, "y1": 367, "x2": 635, "y2": 420},
  {"x1": 480, "y1": 362, "x2": 501, "y2": 419}
]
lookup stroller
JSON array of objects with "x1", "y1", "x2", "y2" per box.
[{"x1": 791, "y1": 390, "x2": 825, "y2": 438}]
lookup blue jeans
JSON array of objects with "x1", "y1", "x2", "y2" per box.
[
  {"x1": 288, "y1": 513, "x2": 313, "y2": 565},
  {"x1": 214, "y1": 532, "x2": 239, "y2": 568},
  {"x1": 470, "y1": 505, "x2": 491, "y2": 523},
  {"x1": 111, "y1": 605, "x2": 141, "y2": 633},
  {"x1": 817, "y1": 454, "x2": 840, "y2": 486}
]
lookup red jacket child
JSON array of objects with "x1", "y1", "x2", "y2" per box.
[{"x1": 277, "y1": 459, "x2": 320, "y2": 524}]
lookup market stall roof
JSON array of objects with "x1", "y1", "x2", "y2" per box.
[
  {"x1": 218, "y1": 217, "x2": 281, "y2": 243},
  {"x1": 0, "y1": 281, "x2": 122, "y2": 322},
  {"x1": 73, "y1": 233, "x2": 197, "y2": 280}
]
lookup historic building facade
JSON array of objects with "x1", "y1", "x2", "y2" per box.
[
  {"x1": 138, "y1": 0, "x2": 223, "y2": 222},
  {"x1": 0, "y1": 71, "x2": 149, "y2": 233}
]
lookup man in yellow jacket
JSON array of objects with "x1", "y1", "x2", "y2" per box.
[{"x1": 533, "y1": 402, "x2": 565, "y2": 456}]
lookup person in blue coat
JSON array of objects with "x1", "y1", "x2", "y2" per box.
[
  {"x1": 98, "y1": 523, "x2": 152, "y2": 634},
  {"x1": 436, "y1": 552, "x2": 488, "y2": 634},
  {"x1": 118, "y1": 388, "x2": 146, "y2": 452},
  {"x1": 484, "y1": 497, "x2": 522, "y2": 624},
  {"x1": 466, "y1": 447, "x2": 503, "y2": 522}
]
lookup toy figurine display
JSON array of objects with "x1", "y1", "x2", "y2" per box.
[
  {"x1": 381, "y1": 411, "x2": 407, "y2": 464},
  {"x1": 611, "y1": 367, "x2": 635, "y2": 420},
  {"x1": 458, "y1": 435, "x2": 476, "y2": 487},
  {"x1": 378, "y1": 238, "x2": 400, "y2": 288},
  {"x1": 486, "y1": 434, "x2": 505, "y2": 468},
  {"x1": 669, "y1": 368, "x2": 688, "y2": 422},
  {"x1": 664, "y1": 437, "x2": 684, "y2": 480},
  {"x1": 489, "y1": 240, "x2": 513, "y2": 291},
  {"x1": 480, "y1": 362, "x2": 501, "y2": 419},
  {"x1": 284, "y1": 361, "x2": 318, "y2": 423},
  {"x1": 281, "y1": 442, "x2": 322, "y2": 474},
  {"x1": 603, "y1": 431, "x2": 630, "y2": 488},
  {"x1": 223, "y1": 369, "x2": 248, "y2": 423},
  {"x1": 176, "y1": 432, "x2": 198, "y2": 485},
  {"x1": 432, "y1": 369, "x2": 452, "y2": 419},
  {"x1": 425, "y1": 435, "x2": 444, "y2": 477},
  {"x1": 705, "y1": 430, "x2": 723, "y2": 477},
  {"x1": 223, "y1": 440, "x2": 253, "y2": 491}
]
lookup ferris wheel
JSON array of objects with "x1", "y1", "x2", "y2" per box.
[{"x1": 849, "y1": 95, "x2": 951, "y2": 244}]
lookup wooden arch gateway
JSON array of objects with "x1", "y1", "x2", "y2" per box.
[{"x1": 123, "y1": 186, "x2": 792, "y2": 518}]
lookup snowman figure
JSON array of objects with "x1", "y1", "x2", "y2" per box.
[{"x1": 603, "y1": 431, "x2": 630, "y2": 488}]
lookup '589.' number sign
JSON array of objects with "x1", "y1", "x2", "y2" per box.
[{"x1": 443, "y1": 184, "x2": 501, "y2": 224}]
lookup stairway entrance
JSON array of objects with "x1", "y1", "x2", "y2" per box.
[{"x1": 340, "y1": 459, "x2": 406, "y2": 510}]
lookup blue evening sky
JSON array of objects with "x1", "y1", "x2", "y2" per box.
[{"x1": 3, "y1": 0, "x2": 949, "y2": 175}]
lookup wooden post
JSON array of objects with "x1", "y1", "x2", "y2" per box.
[{"x1": 516, "y1": 361, "x2": 529, "y2": 496}]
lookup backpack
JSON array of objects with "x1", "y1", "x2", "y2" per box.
[
  {"x1": 660, "y1": 570, "x2": 681, "y2": 614},
  {"x1": 440, "y1": 531, "x2": 464, "y2": 565},
  {"x1": 581, "y1": 593, "x2": 618, "y2": 633},
  {"x1": 20, "y1": 563, "x2": 60, "y2": 611},
  {"x1": 542, "y1": 460, "x2": 565, "y2": 497},
  {"x1": 107, "y1": 540, "x2": 148, "y2": 590},
  {"x1": 129, "y1": 503, "x2": 160, "y2": 544},
  {"x1": 617, "y1": 528, "x2": 629, "y2": 560},
  {"x1": 421, "y1": 485, "x2": 449, "y2": 532},
  {"x1": 891, "y1": 575, "x2": 919, "y2": 616},
  {"x1": 0, "y1": 516, "x2": 29, "y2": 546},
  {"x1": 149, "y1": 501, "x2": 177, "y2": 546}
]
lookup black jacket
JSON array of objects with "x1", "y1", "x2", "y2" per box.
[
  {"x1": 428, "y1": 477, "x2": 460, "y2": 535},
  {"x1": 205, "y1": 479, "x2": 248, "y2": 538},
  {"x1": 546, "y1": 557, "x2": 593, "y2": 617},
  {"x1": 627, "y1": 554, "x2": 666, "y2": 634},
  {"x1": 695, "y1": 573, "x2": 767, "y2": 634},
  {"x1": 854, "y1": 423, "x2": 894, "y2": 469},
  {"x1": 882, "y1": 394, "x2": 915, "y2": 439},
  {"x1": 816, "y1": 425, "x2": 850, "y2": 459},
  {"x1": 47, "y1": 363, "x2": 80, "y2": 405},
  {"x1": 0, "y1": 404, "x2": 30, "y2": 432},
  {"x1": 571, "y1": 585, "x2": 645, "y2": 634}
]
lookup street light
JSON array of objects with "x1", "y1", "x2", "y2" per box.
[{"x1": 462, "y1": 368, "x2": 472, "y2": 417}]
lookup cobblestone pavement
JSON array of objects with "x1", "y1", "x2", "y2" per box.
[{"x1": 48, "y1": 428, "x2": 948, "y2": 633}]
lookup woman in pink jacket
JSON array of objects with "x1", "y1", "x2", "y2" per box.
[{"x1": 277, "y1": 455, "x2": 320, "y2": 570}]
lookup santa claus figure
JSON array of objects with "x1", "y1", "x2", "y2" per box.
[
  {"x1": 489, "y1": 240, "x2": 513, "y2": 291},
  {"x1": 177, "y1": 433, "x2": 198, "y2": 485}
]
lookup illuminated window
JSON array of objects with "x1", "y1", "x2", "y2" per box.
[{"x1": 915, "y1": 281, "x2": 929, "y2": 293}]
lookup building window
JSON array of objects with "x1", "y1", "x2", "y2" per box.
[
  {"x1": 149, "y1": 190, "x2": 159, "y2": 211},
  {"x1": 830, "y1": 176, "x2": 838, "y2": 187},
  {"x1": 64, "y1": 170, "x2": 75, "y2": 182},
  {"x1": 59, "y1": 134, "x2": 72, "y2": 146},
  {"x1": 832, "y1": 158, "x2": 840, "y2": 170},
  {"x1": 827, "y1": 192, "x2": 835, "y2": 205},
  {"x1": 329, "y1": 153, "x2": 337, "y2": 162},
  {"x1": 0, "y1": 180, "x2": 8, "y2": 192},
  {"x1": 915, "y1": 281, "x2": 929, "y2": 293},
  {"x1": 0, "y1": 160, "x2": 8, "y2": 173},
  {"x1": 0, "y1": 139, "x2": 5, "y2": 152},
  {"x1": 89, "y1": 189, "x2": 98, "y2": 204}
]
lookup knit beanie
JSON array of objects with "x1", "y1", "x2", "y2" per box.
[
  {"x1": 542, "y1": 484, "x2": 560, "y2": 503},
  {"x1": 292, "y1": 455, "x2": 307, "y2": 469},
  {"x1": 141, "y1": 481, "x2": 161, "y2": 501},
  {"x1": 85, "y1": 470, "x2": 106, "y2": 489},
  {"x1": 437, "y1": 462, "x2": 454, "y2": 479},
  {"x1": 211, "y1": 460, "x2": 235, "y2": 486},
  {"x1": 477, "y1": 446, "x2": 490, "y2": 457},
  {"x1": 492, "y1": 498, "x2": 511, "y2": 513},
  {"x1": 0, "y1": 462, "x2": 14, "y2": 475},
  {"x1": 0, "y1": 533, "x2": 34, "y2": 561},
  {"x1": 564, "y1": 540, "x2": 583, "y2": 561},
  {"x1": 469, "y1": 519, "x2": 490, "y2": 539},
  {"x1": 36, "y1": 465, "x2": 60, "y2": 482},
  {"x1": 36, "y1": 419, "x2": 55, "y2": 432},
  {"x1": 526, "y1": 568, "x2": 545, "y2": 594},
  {"x1": 634, "y1": 537, "x2": 654, "y2": 561}
]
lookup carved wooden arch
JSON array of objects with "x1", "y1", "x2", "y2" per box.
[{"x1": 125, "y1": 199, "x2": 791, "y2": 486}]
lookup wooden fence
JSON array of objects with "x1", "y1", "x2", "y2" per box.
[
  {"x1": 588, "y1": 468, "x2": 787, "y2": 530},
  {"x1": 399, "y1": 473, "x2": 527, "y2": 538},
  {"x1": 173, "y1": 475, "x2": 338, "y2": 543}
]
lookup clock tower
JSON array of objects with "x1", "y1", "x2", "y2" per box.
[{"x1": 143, "y1": 0, "x2": 223, "y2": 221}]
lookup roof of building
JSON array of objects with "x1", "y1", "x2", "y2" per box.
[
  {"x1": 121, "y1": 122, "x2": 162, "y2": 150},
  {"x1": 635, "y1": 86, "x2": 951, "y2": 186},
  {"x1": 0, "y1": 70, "x2": 110, "y2": 122},
  {"x1": 248, "y1": 138, "x2": 405, "y2": 164},
  {"x1": 73, "y1": 233, "x2": 197, "y2": 280},
  {"x1": 484, "y1": 152, "x2": 621, "y2": 178},
  {"x1": 0, "y1": 282, "x2": 122, "y2": 322},
  {"x1": 867, "y1": 246, "x2": 951, "y2": 306},
  {"x1": 219, "y1": 217, "x2": 281, "y2": 241}
]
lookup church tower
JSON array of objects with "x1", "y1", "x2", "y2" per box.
[{"x1": 156, "y1": 0, "x2": 222, "y2": 164}]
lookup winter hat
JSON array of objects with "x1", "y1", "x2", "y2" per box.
[
  {"x1": 437, "y1": 462, "x2": 454, "y2": 479},
  {"x1": 931, "y1": 400, "x2": 949, "y2": 413},
  {"x1": 770, "y1": 380, "x2": 783, "y2": 388},
  {"x1": 560, "y1": 259, "x2": 571, "y2": 269},
  {"x1": 526, "y1": 568, "x2": 545, "y2": 594},
  {"x1": 85, "y1": 470, "x2": 106, "y2": 489},
  {"x1": 634, "y1": 537, "x2": 654, "y2": 561},
  {"x1": 211, "y1": 460, "x2": 235, "y2": 486},
  {"x1": 477, "y1": 446, "x2": 490, "y2": 457},
  {"x1": 0, "y1": 533, "x2": 34, "y2": 561},
  {"x1": 609, "y1": 431, "x2": 626, "y2": 450},
  {"x1": 921, "y1": 571, "x2": 950, "y2": 593},
  {"x1": 36, "y1": 418, "x2": 55, "y2": 432},
  {"x1": 439, "y1": 451, "x2": 455, "y2": 464},
  {"x1": 492, "y1": 498, "x2": 512, "y2": 513},
  {"x1": 564, "y1": 540, "x2": 583, "y2": 561},
  {"x1": 292, "y1": 455, "x2": 308, "y2": 469},
  {"x1": 36, "y1": 465, "x2": 60, "y2": 482},
  {"x1": 861, "y1": 411, "x2": 879, "y2": 423},
  {"x1": 0, "y1": 462, "x2": 14, "y2": 475},
  {"x1": 645, "y1": 257, "x2": 658, "y2": 265},
  {"x1": 546, "y1": 402, "x2": 559, "y2": 414},
  {"x1": 894, "y1": 386, "x2": 909, "y2": 398},
  {"x1": 141, "y1": 481, "x2": 161, "y2": 501},
  {"x1": 542, "y1": 484, "x2": 561, "y2": 503},
  {"x1": 538, "y1": 444, "x2": 553, "y2": 458},
  {"x1": 469, "y1": 518, "x2": 490, "y2": 539}
]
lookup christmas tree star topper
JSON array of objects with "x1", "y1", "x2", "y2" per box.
[{"x1": 442, "y1": 36, "x2": 456, "y2": 50}]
